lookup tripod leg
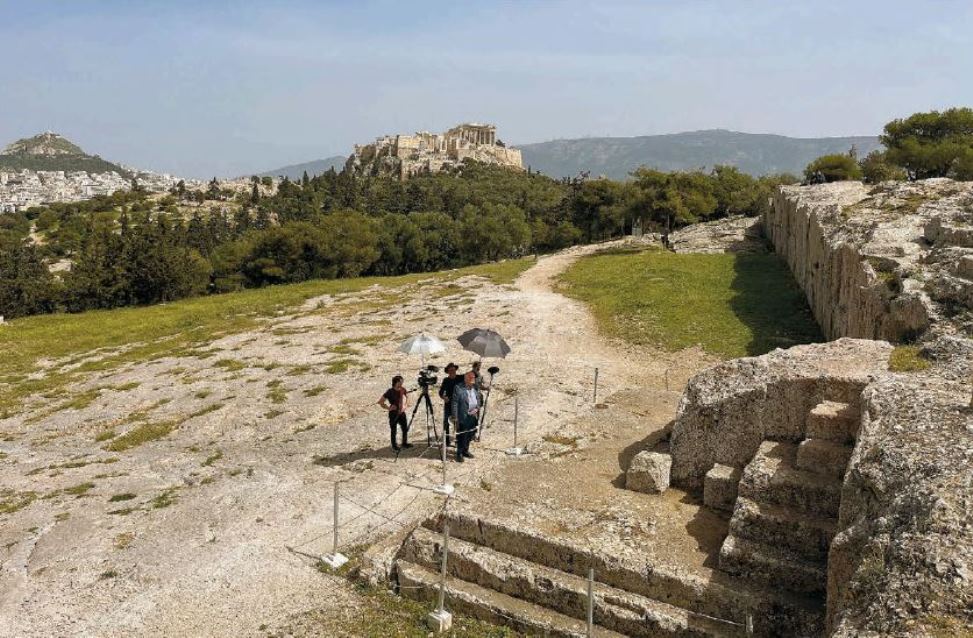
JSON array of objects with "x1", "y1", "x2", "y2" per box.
[
  {"x1": 407, "y1": 392, "x2": 424, "y2": 440},
  {"x1": 424, "y1": 391, "x2": 437, "y2": 446}
]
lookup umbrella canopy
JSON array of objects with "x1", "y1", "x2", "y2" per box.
[
  {"x1": 457, "y1": 328, "x2": 511, "y2": 359},
  {"x1": 398, "y1": 333, "x2": 446, "y2": 357}
]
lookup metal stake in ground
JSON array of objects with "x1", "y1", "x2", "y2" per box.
[
  {"x1": 505, "y1": 395, "x2": 523, "y2": 456},
  {"x1": 321, "y1": 483, "x2": 348, "y2": 569},
  {"x1": 426, "y1": 522, "x2": 453, "y2": 632},
  {"x1": 593, "y1": 367, "x2": 600, "y2": 404}
]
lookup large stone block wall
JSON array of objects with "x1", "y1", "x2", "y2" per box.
[{"x1": 763, "y1": 184, "x2": 932, "y2": 342}]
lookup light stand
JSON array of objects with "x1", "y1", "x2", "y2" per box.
[{"x1": 476, "y1": 366, "x2": 500, "y2": 442}]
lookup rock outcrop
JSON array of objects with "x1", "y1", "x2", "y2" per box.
[
  {"x1": 829, "y1": 338, "x2": 973, "y2": 636},
  {"x1": 669, "y1": 215, "x2": 768, "y2": 254},
  {"x1": 669, "y1": 339, "x2": 891, "y2": 488}
]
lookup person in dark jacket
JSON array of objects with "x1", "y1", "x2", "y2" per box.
[
  {"x1": 438, "y1": 363, "x2": 460, "y2": 447},
  {"x1": 450, "y1": 371, "x2": 480, "y2": 462},
  {"x1": 378, "y1": 375, "x2": 412, "y2": 451}
]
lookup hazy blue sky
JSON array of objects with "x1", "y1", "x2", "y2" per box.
[{"x1": 2, "y1": 1, "x2": 971, "y2": 178}]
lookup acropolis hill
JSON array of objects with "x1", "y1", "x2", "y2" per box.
[{"x1": 344, "y1": 122, "x2": 523, "y2": 180}]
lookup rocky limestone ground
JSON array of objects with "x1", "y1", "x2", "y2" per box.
[{"x1": 0, "y1": 242, "x2": 707, "y2": 637}]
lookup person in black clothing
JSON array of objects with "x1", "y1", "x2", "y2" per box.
[
  {"x1": 437, "y1": 363, "x2": 460, "y2": 447},
  {"x1": 378, "y1": 375, "x2": 412, "y2": 451}
]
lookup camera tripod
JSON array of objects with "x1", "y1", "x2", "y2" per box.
[{"x1": 407, "y1": 384, "x2": 439, "y2": 447}]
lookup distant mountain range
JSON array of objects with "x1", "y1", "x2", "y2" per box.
[
  {"x1": 516, "y1": 129, "x2": 882, "y2": 179},
  {"x1": 0, "y1": 132, "x2": 132, "y2": 177},
  {"x1": 257, "y1": 156, "x2": 348, "y2": 180}
]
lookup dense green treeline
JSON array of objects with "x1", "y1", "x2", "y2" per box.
[
  {"x1": 0, "y1": 161, "x2": 792, "y2": 319},
  {"x1": 805, "y1": 107, "x2": 973, "y2": 183}
]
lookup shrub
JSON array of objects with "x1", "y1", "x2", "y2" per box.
[
  {"x1": 859, "y1": 150, "x2": 908, "y2": 184},
  {"x1": 804, "y1": 154, "x2": 863, "y2": 183}
]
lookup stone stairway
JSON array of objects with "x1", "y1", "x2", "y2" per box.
[
  {"x1": 394, "y1": 510, "x2": 824, "y2": 637},
  {"x1": 715, "y1": 400, "x2": 858, "y2": 597}
]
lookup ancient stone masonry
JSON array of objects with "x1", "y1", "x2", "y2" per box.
[
  {"x1": 344, "y1": 122, "x2": 523, "y2": 180},
  {"x1": 671, "y1": 180, "x2": 973, "y2": 637},
  {"x1": 764, "y1": 180, "x2": 973, "y2": 342}
]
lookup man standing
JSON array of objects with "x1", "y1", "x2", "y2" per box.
[
  {"x1": 451, "y1": 371, "x2": 479, "y2": 463},
  {"x1": 378, "y1": 375, "x2": 412, "y2": 451},
  {"x1": 438, "y1": 363, "x2": 460, "y2": 447}
]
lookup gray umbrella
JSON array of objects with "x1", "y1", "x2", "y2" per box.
[{"x1": 457, "y1": 328, "x2": 511, "y2": 359}]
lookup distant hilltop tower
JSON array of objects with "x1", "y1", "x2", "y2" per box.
[{"x1": 345, "y1": 122, "x2": 523, "y2": 180}]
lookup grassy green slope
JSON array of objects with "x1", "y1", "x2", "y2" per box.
[{"x1": 557, "y1": 247, "x2": 821, "y2": 359}]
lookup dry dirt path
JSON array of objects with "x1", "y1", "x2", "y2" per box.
[{"x1": 0, "y1": 241, "x2": 704, "y2": 637}]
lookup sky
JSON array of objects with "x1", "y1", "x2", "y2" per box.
[{"x1": 2, "y1": 0, "x2": 972, "y2": 178}]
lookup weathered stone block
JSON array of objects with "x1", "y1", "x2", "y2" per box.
[
  {"x1": 703, "y1": 463, "x2": 742, "y2": 512},
  {"x1": 806, "y1": 400, "x2": 858, "y2": 443},
  {"x1": 626, "y1": 451, "x2": 671, "y2": 494},
  {"x1": 956, "y1": 255, "x2": 973, "y2": 280}
]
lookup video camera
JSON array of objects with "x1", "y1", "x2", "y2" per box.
[{"x1": 417, "y1": 364, "x2": 439, "y2": 389}]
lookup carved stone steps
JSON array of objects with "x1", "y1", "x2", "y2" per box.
[
  {"x1": 401, "y1": 526, "x2": 736, "y2": 637},
  {"x1": 805, "y1": 400, "x2": 859, "y2": 443},
  {"x1": 728, "y1": 496, "x2": 836, "y2": 562},
  {"x1": 397, "y1": 560, "x2": 627, "y2": 638},
  {"x1": 795, "y1": 438, "x2": 853, "y2": 479},
  {"x1": 718, "y1": 535, "x2": 827, "y2": 595},
  {"x1": 424, "y1": 510, "x2": 823, "y2": 637},
  {"x1": 738, "y1": 441, "x2": 842, "y2": 517}
]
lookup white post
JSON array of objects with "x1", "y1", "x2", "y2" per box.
[
  {"x1": 426, "y1": 523, "x2": 453, "y2": 632},
  {"x1": 506, "y1": 395, "x2": 523, "y2": 456},
  {"x1": 586, "y1": 567, "x2": 594, "y2": 637},
  {"x1": 746, "y1": 612, "x2": 754, "y2": 635},
  {"x1": 593, "y1": 368, "x2": 599, "y2": 404},
  {"x1": 433, "y1": 430, "x2": 454, "y2": 496},
  {"x1": 321, "y1": 483, "x2": 348, "y2": 569},
  {"x1": 333, "y1": 482, "x2": 339, "y2": 554}
]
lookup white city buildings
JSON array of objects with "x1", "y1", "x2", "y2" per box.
[{"x1": 0, "y1": 169, "x2": 189, "y2": 213}]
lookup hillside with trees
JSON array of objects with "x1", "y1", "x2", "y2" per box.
[{"x1": 0, "y1": 132, "x2": 131, "y2": 176}]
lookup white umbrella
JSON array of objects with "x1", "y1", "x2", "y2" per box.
[{"x1": 398, "y1": 332, "x2": 445, "y2": 366}]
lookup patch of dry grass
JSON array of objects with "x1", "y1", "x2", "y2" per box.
[{"x1": 105, "y1": 421, "x2": 178, "y2": 452}]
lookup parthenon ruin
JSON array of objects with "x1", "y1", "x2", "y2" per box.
[{"x1": 344, "y1": 122, "x2": 523, "y2": 179}]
